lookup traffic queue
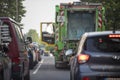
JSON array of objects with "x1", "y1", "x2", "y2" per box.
[{"x1": 0, "y1": 17, "x2": 42, "y2": 80}]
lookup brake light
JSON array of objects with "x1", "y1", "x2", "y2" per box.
[
  {"x1": 77, "y1": 54, "x2": 90, "y2": 63},
  {"x1": 82, "y1": 77, "x2": 90, "y2": 80},
  {"x1": 12, "y1": 57, "x2": 20, "y2": 72},
  {"x1": 12, "y1": 57, "x2": 20, "y2": 64},
  {"x1": 109, "y1": 34, "x2": 120, "y2": 38}
]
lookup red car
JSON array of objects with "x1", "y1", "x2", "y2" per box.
[{"x1": 0, "y1": 17, "x2": 30, "y2": 80}]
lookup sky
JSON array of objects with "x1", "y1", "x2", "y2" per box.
[{"x1": 21, "y1": 0, "x2": 79, "y2": 35}]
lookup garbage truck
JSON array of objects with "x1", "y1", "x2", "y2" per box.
[{"x1": 40, "y1": 1, "x2": 106, "y2": 68}]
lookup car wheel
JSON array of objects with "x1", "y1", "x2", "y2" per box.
[
  {"x1": 29, "y1": 53, "x2": 34, "y2": 69},
  {"x1": 29, "y1": 59, "x2": 34, "y2": 69},
  {"x1": 74, "y1": 67, "x2": 79, "y2": 80},
  {"x1": 70, "y1": 70, "x2": 72, "y2": 80},
  {"x1": 0, "y1": 72, "x2": 3, "y2": 80},
  {"x1": 24, "y1": 70, "x2": 30, "y2": 80},
  {"x1": 3, "y1": 65, "x2": 12, "y2": 80}
]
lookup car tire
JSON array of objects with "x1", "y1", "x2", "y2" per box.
[
  {"x1": 74, "y1": 67, "x2": 79, "y2": 80},
  {"x1": 29, "y1": 59, "x2": 34, "y2": 69},
  {"x1": 70, "y1": 70, "x2": 72, "y2": 80},
  {"x1": 0, "y1": 72, "x2": 3, "y2": 80},
  {"x1": 24, "y1": 70, "x2": 30, "y2": 80},
  {"x1": 29, "y1": 51, "x2": 34, "y2": 69},
  {"x1": 3, "y1": 67, "x2": 12, "y2": 80}
]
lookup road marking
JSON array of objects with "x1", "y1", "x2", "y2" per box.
[{"x1": 32, "y1": 59, "x2": 44, "y2": 74}]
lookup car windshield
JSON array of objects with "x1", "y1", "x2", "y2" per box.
[{"x1": 85, "y1": 35, "x2": 120, "y2": 52}]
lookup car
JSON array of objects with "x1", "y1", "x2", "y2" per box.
[
  {"x1": 70, "y1": 31, "x2": 120, "y2": 80},
  {"x1": 32, "y1": 42, "x2": 41, "y2": 61},
  {"x1": 0, "y1": 17, "x2": 30, "y2": 80},
  {"x1": 28, "y1": 42, "x2": 41, "y2": 69},
  {"x1": 28, "y1": 43, "x2": 36, "y2": 69}
]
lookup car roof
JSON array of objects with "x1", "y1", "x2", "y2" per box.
[{"x1": 84, "y1": 31, "x2": 120, "y2": 37}]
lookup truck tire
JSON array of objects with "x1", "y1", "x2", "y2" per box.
[
  {"x1": 55, "y1": 62, "x2": 58, "y2": 68},
  {"x1": 55, "y1": 62, "x2": 60, "y2": 69}
]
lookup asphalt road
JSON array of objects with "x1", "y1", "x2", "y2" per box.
[{"x1": 30, "y1": 56, "x2": 70, "y2": 80}]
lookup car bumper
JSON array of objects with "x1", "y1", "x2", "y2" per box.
[{"x1": 78, "y1": 72, "x2": 120, "y2": 80}]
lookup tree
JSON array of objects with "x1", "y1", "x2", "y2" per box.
[
  {"x1": 26, "y1": 29, "x2": 40, "y2": 44},
  {"x1": 81, "y1": 0, "x2": 120, "y2": 30},
  {"x1": 0, "y1": 0, "x2": 26, "y2": 22}
]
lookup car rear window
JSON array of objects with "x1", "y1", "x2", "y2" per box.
[{"x1": 85, "y1": 35, "x2": 120, "y2": 52}]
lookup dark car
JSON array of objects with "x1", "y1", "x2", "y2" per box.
[
  {"x1": 70, "y1": 31, "x2": 120, "y2": 80},
  {"x1": 28, "y1": 42, "x2": 41, "y2": 69}
]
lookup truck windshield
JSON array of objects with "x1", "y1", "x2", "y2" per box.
[{"x1": 67, "y1": 11, "x2": 95, "y2": 40}]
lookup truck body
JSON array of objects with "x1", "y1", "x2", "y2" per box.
[
  {"x1": 54, "y1": 1, "x2": 105, "y2": 68},
  {"x1": 40, "y1": 1, "x2": 106, "y2": 68}
]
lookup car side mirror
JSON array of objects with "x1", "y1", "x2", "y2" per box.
[{"x1": 27, "y1": 37, "x2": 32, "y2": 43}]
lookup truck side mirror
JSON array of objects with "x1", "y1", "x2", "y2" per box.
[{"x1": 65, "y1": 49, "x2": 73, "y2": 56}]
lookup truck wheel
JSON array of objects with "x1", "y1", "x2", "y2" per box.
[
  {"x1": 55, "y1": 62, "x2": 60, "y2": 69},
  {"x1": 55, "y1": 62, "x2": 57, "y2": 68}
]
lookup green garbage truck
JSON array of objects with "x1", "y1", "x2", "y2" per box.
[{"x1": 40, "y1": 1, "x2": 106, "y2": 68}]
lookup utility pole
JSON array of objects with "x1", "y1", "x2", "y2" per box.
[{"x1": 16, "y1": 0, "x2": 18, "y2": 22}]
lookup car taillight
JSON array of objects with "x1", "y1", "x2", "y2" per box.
[
  {"x1": 109, "y1": 34, "x2": 120, "y2": 38},
  {"x1": 12, "y1": 57, "x2": 21, "y2": 71},
  {"x1": 77, "y1": 54, "x2": 90, "y2": 63},
  {"x1": 82, "y1": 77, "x2": 90, "y2": 80},
  {"x1": 12, "y1": 57, "x2": 20, "y2": 65}
]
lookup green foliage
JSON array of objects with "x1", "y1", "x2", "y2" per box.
[
  {"x1": 0, "y1": 0, "x2": 26, "y2": 22},
  {"x1": 81, "y1": 0, "x2": 120, "y2": 30},
  {"x1": 26, "y1": 29, "x2": 40, "y2": 44},
  {"x1": 45, "y1": 46, "x2": 54, "y2": 52}
]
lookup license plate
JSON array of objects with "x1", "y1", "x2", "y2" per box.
[{"x1": 104, "y1": 78, "x2": 120, "y2": 80}]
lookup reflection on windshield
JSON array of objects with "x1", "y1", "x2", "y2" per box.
[{"x1": 86, "y1": 36, "x2": 120, "y2": 52}]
